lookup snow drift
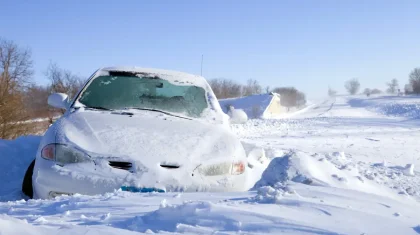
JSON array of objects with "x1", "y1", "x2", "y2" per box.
[
  {"x1": 0, "y1": 136, "x2": 40, "y2": 201},
  {"x1": 219, "y1": 94, "x2": 274, "y2": 118},
  {"x1": 1, "y1": 94, "x2": 420, "y2": 234},
  {"x1": 348, "y1": 96, "x2": 420, "y2": 119},
  {"x1": 253, "y1": 151, "x2": 398, "y2": 198}
]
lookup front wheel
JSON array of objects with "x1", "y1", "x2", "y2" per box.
[{"x1": 22, "y1": 159, "x2": 35, "y2": 199}]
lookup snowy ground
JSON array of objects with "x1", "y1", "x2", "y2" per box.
[{"x1": 2, "y1": 95, "x2": 420, "y2": 234}]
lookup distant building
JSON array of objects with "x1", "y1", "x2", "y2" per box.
[{"x1": 218, "y1": 92, "x2": 286, "y2": 119}]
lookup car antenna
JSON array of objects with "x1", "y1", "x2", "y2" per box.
[{"x1": 200, "y1": 54, "x2": 204, "y2": 76}]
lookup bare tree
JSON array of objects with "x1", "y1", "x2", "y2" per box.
[
  {"x1": 363, "y1": 88, "x2": 371, "y2": 94},
  {"x1": 0, "y1": 38, "x2": 34, "y2": 139},
  {"x1": 273, "y1": 87, "x2": 297, "y2": 108},
  {"x1": 344, "y1": 78, "x2": 360, "y2": 95},
  {"x1": 23, "y1": 85, "x2": 51, "y2": 119},
  {"x1": 272, "y1": 87, "x2": 306, "y2": 110},
  {"x1": 409, "y1": 67, "x2": 420, "y2": 95},
  {"x1": 296, "y1": 91, "x2": 306, "y2": 107},
  {"x1": 370, "y1": 88, "x2": 382, "y2": 95},
  {"x1": 328, "y1": 87, "x2": 337, "y2": 97},
  {"x1": 208, "y1": 78, "x2": 243, "y2": 99},
  {"x1": 404, "y1": 84, "x2": 413, "y2": 95},
  {"x1": 0, "y1": 39, "x2": 33, "y2": 99},
  {"x1": 45, "y1": 62, "x2": 85, "y2": 100},
  {"x1": 243, "y1": 79, "x2": 262, "y2": 96},
  {"x1": 363, "y1": 88, "x2": 371, "y2": 97},
  {"x1": 386, "y1": 78, "x2": 399, "y2": 94}
]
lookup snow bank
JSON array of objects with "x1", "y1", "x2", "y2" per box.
[
  {"x1": 219, "y1": 94, "x2": 274, "y2": 118},
  {"x1": 380, "y1": 103, "x2": 420, "y2": 119},
  {"x1": 254, "y1": 151, "x2": 397, "y2": 198},
  {"x1": 253, "y1": 151, "x2": 353, "y2": 188},
  {"x1": 0, "y1": 136, "x2": 40, "y2": 201},
  {"x1": 348, "y1": 96, "x2": 420, "y2": 119}
]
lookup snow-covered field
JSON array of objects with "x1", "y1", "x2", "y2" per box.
[{"x1": 2, "y1": 95, "x2": 420, "y2": 234}]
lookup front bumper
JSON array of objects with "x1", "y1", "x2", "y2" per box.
[{"x1": 32, "y1": 158, "x2": 248, "y2": 199}]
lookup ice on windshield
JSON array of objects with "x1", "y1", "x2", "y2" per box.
[{"x1": 78, "y1": 75, "x2": 208, "y2": 118}]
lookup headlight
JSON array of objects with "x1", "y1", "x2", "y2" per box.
[
  {"x1": 197, "y1": 161, "x2": 246, "y2": 176},
  {"x1": 41, "y1": 144, "x2": 91, "y2": 165}
]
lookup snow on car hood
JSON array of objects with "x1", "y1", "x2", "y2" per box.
[{"x1": 54, "y1": 110, "x2": 244, "y2": 168}]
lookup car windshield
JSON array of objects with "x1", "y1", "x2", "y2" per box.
[{"x1": 77, "y1": 75, "x2": 208, "y2": 118}]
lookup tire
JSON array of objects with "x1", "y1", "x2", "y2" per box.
[{"x1": 22, "y1": 159, "x2": 35, "y2": 199}]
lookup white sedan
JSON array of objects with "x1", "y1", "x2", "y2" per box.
[{"x1": 22, "y1": 67, "x2": 248, "y2": 199}]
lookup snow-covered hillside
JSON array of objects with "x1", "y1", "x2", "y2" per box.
[{"x1": 1, "y1": 95, "x2": 420, "y2": 234}]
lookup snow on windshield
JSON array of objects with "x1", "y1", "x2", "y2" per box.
[
  {"x1": 78, "y1": 75, "x2": 208, "y2": 118},
  {"x1": 72, "y1": 68, "x2": 227, "y2": 123}
]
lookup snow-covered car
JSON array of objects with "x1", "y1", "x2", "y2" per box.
[{"x1": 22, "y1": 67, "x2": 248, "y2": 199}]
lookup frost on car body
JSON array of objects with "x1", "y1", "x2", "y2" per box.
[{"x1": 27, "y1": 67, "x2": 247, "y2": 199}]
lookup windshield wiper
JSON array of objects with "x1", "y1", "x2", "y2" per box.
[
  {"x1": 84, "y1": 106, "x2": 113, "y2": 111},
  {"x1": 125, "y1": 107, "x2": 192, "y2": 120},
  {"x1": 84, "y1": 105, "x2": 135, "y2": 116}
]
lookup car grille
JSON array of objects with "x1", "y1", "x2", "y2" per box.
[{"x1": 109, "y1": 161, "x2": 133, "y2": 171}]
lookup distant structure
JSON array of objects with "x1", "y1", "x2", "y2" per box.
[{"x1": 218, "y1": 92, "x2": 286, "y2": 119}]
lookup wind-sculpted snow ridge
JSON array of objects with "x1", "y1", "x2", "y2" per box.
[
  {"x1": 124, "y1": 191, "x2": 344, "y2": 234},
  {"x1": 127, "y1": 201, "x2": 244, "y2": 233},
  {"x1": 252, "y1": 150, "x2": 420, "y2": 201},
  {"x1": 254, "y1": 151, "x2": 359, "y2": 188}
]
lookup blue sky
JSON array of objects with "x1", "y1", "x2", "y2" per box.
[{"x1": 1, "y1": 0, "x2": 420, "y2": 98}]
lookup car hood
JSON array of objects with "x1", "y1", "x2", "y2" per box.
[{"x1": 54, "y1": 110, "x2": 244, "y2": 168}]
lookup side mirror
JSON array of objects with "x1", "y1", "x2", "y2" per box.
[{"x1": 48, "y1": 93, "x2": 69, "y2": 109}]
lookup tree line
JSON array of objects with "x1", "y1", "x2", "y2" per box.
[
  {"x1": 0, "y1": 38, "x2": 84, "y2": 139},
  {"x1": 209, "y1": 78, "x2": 306, "y2": 108},
  {"x1": 328, "y1": 69, "x2": 420, "y2": 97}
]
